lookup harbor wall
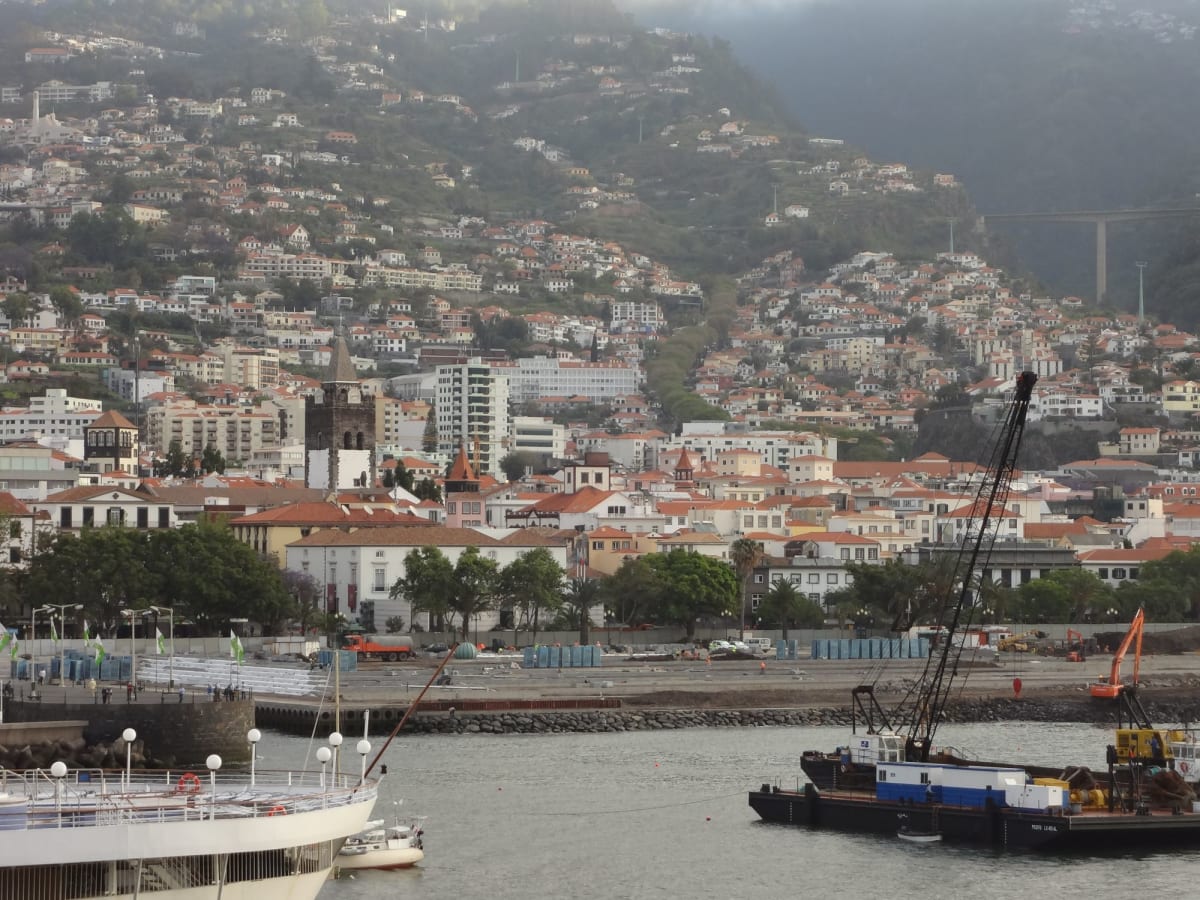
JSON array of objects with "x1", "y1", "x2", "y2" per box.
[
  {"x1": 255, "y1": 694, "x2": 1200, "y2": 737},
  {"x1": 3, "y1": 698, "x2": 254, "y2": 766}
]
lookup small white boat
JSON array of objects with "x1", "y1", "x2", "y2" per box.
[
  {"x1": 897, "y1": 827, "x2": 942, "y2": 844},
  {"x1": 337, "y1": 815, "x2": 426, "y2": 870}
]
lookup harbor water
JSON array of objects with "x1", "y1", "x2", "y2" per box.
[{"x1": 256, "y1": 722, "x2": 1200, "y2": 899}]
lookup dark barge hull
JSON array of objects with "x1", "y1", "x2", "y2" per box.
[{"x1": 749, "y1": 785, "x2": 1200, "y2": 851}]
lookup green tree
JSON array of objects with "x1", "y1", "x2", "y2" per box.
[
  {"x1": 200, "y1": 444, "x2": 226, "y2": 475},
  {"x1": 602, "y1": 556, "x2": 660, "y2": 627},
  {"x1": 155, "y1": 439, "x2": 192, "y2": 478},
  {"x1": 450, "y1": 547, "x2": 500, "y2": 642},
  {"x1": 422, "y1": 409, "x2": 438, "y2": 454},
  {"x1": 1, "y1": 292, "x2": 32, "y2": 328},
  {"x1": 390, "y1": 546, "x2": 456, "y2": 633},
  {"x1": 563, "y1": 577, "x2": 603, "y2": 646},
  {"x1": 728, "y1": 538, "x2": 764, "y2": 638},
  {"x1": 758, "y1": 577, "x2": 824, "y2": 638},
  {"x1": 497, "y1": 548, "x2": 564, "y2": 645},
  {"x1": 1041, "y1": 568, "x2": 1114, "y2": 622},
  {"x1": 499, "y1": 450, "x2": 537, "y2": 483},
  {"x1": 644, "y1": 549, "x2": 739, "y2": 639},
  {"x1": 414, "y1": 478, "x2": 442, "y2": 502},
  {"x1": 49, "y1": 286, "x2": 84, "y2": 331},
  {"x1": 148, "y1": 521, "x2": 293, "y2": 634}
]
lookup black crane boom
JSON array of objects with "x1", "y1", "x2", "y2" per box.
[{"x1": 906, "y1": 371, "x2": 1038, "y2": 760}]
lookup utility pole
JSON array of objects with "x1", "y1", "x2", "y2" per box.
[
  {"x1": 948, "y1": 217, "x2": 956, "y2": 255},
  {"x1": 773, "y1": 184, "x2": 778, "y2": 215},
  {"x1": 1136, "y1": 261, "x2": 1147, "y2": 323}
]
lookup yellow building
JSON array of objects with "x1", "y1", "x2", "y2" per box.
[{"x1": 1162, "y1": 381, "x2": 1200, "y2": 414}]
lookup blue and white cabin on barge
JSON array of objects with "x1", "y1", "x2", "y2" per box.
[{"x1": 877, "y1": 762, "x2": 1065, "y2": 812}]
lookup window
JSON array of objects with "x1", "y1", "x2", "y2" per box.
[
  {"x1": 158, "y1": 507, "x2": 170, "y2": 528},
  {"x1": 8, "y1": 521, "x2": 19, "y2": 539},
  {"x1": 808, "y1": 593, "x2": 820, "y2": 603},
  {"x1": 137, "y1": 508, "x2": 148, "y2": 528},
  {"x1": 1098, "y1": 568, "x2": 1109, "y2": 580},
  {"x1": 1112, "y1": 567, "x2": 1127, "y2": 580},
  {"x1": 807, "y1": 573, "x2": 820, "y2": 584},
  {"x1": 82, "y1": 507, "x2": 94, "y2": 527},
  {"x1": 868, "y1": 548, "x2": 879, "y2": 561},
  {"x1": 840, "y1": 548, "x2": 851, "y2": 560},
  {"x1": 753, "y1": 573, "x2": 765, "y2": 583},
  {"x1": 1130, "y1": 567, "x2": 1139, "y2": 580},
  {"x1": 592, "y1": 541, "x2": 603, "y2": 551},
  {"x1": 107, "y1": 508, "x2": 124, "y2": 526},
  {"x1": 827, "y1": 574, "x2": 838, "y2": 584},
  {"x1": 447, "y1": 501, "x2": 456, "y2": 514},
  {"x1": 854, "y1": 548, "x2": 865, "y2": 560},
  {"x1": 790, "y1": 574, "x2": 801, "y2": 584}
]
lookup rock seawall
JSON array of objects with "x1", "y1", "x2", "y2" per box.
[{"x1": 397, "y1": 696, "x2": 1200, "y2": 735}]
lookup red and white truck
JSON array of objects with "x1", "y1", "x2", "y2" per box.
[{"x1": 342, "y1": 634, "x2": 415, "y2": 661}]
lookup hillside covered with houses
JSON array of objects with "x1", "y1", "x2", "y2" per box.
[{"x1": 0, "y1": 0, "x2": 1199, "y2": 638}]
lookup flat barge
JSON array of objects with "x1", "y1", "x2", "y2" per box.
[{"x1": 749, "y1": 781, "x2": 1200, "y2": 850}]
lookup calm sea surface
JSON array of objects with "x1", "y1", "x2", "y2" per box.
[{"x1": 257, "y1": 721, "x2": 1199, "y2": 900}]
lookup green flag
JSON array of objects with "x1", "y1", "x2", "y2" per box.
[
  {"x1": 93, "y1": 638, "x2": 105, "y2": 667},
  {"x1": 156, "y1": 628, "x2": 166, "y2": 655},
  {"x1": 10, "y1": 637, "x2": 17, "y2": 661},
  {"x1": 82, "y1": 620, "x2": 92, "y2": 648},
  {"x1": 49, "y1": 617, "x2": 58, "y2": 642},
  {"x1": 0, "y1": 624, "x2": 10, "y2": 656},
  {"x1": 230, "y1": 630, "x2": 244, "y2": 666}
]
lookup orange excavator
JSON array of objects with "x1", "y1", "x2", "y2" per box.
[
  {"x1": 1065, "y1": 628, "x2": 1086, "y2": 662},
  {"x1": 1089, "y1": 609, "x2": 1144, "y2": 699}
]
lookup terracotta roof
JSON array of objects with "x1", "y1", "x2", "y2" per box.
[
  {"x1": 791, "y1": 531, "x2": 881, "y2": 545},
  {"x1": 230, "y1": 502, "x2": 427, "y2": 527},
  {"x1": 0, "y1": 491, "x2": 32, "y2": 516},
  {"x1": 446, "y1": 443, "x2": 477, "y2": 482},
  {"x1": 41, "y1": 486, "x2": 152, "y2": 503},
  {"x1": 517, "y1": 486, "x2": 614, "y2": 514},
  {"x1": 287, "y1": 524, "x2": 564, "y2": 548},
  {"x1": 89, "y1": 409, "x2": 136, "y2": 429}
]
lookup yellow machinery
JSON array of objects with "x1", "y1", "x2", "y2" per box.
[{"x1": 996, "y1": 630, "x2": 1046, "y2": 652}]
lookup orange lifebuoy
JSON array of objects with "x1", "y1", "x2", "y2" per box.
[
  {"x1": 176, "y1": 772, "x2": 202, "y2": 794},
  {"x1": 267, "y1": 805, "x2": 287, "y2": 816}
]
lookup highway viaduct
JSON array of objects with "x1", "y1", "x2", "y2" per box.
[{"x1": 981, "y1": 207, "x2": 1200, "y2": 304}]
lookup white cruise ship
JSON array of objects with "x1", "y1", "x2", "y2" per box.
[{"x1": 0, "y1": 748, "x2": 379, "y2": 899}]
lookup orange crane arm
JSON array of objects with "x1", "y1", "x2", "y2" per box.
[
  {"x1": 1107, "y1": 608, "x2": 1145, "y2": 689},
  {"x1": 1132, "y1": 612, "x2": 1144, "y2": 687}
]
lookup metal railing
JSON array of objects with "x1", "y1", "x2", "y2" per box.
[{"x1": 0, "y1": 767, "x2": 378, "y2": 831}]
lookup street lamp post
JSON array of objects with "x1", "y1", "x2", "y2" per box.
[
  {"x1": 150, "y1": 605, "x2": 175, "y2": 689},
  {"x1": 122, "y1": 607, "x2": 154, "y2": 697},
  {"x1": 34, "y1": 603, "x2": 83, "y2": 694},
  {"x1": 247, "y1": 728, "x2": 261, "y2": 787}
]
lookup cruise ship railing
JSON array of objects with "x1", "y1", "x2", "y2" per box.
[{"x1": 1, "y1": 767, "x2": 378, "y2": 830}]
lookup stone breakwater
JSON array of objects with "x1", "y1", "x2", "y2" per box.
[
  {"x1": 396, "y1": 695, "x2": 1200, "y2": 735},
  {"x1": 0, "y1": 735, "x2": 155, "y2": 771}
]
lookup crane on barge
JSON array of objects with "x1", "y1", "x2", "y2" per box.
[{"x1": 902, "y1": 370, "x2": 1038, "y2": 761}]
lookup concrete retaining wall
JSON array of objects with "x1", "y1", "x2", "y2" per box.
[{"x1": 4, "y1": 699, "x2": 254, "y2": 766}]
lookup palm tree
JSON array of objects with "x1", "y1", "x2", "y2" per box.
[
  {"x1": 563, "y1": 577, "x2": 603, "y2": 646},
  {"x1": 759, "y1": 577, "x2": 822, "y2": 640},
  {"x1": 729, "y1": 538, "x2": 765, "y2": 639}
]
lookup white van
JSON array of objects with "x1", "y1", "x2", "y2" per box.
[{"x1": 743, "y1": 637, "x2": 775, "y2": 656}]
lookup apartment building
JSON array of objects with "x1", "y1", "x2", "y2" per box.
[
  {"x1": 145, "y1": 400, "x2": 280, "y2": 460},
  {"x1": 435, "y1": 359, "x2": 510, "y2": 478}
]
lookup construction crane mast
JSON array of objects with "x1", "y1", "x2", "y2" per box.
[{"x1": 906, "y1": 371, "x2": 1038, "y2": 761}]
